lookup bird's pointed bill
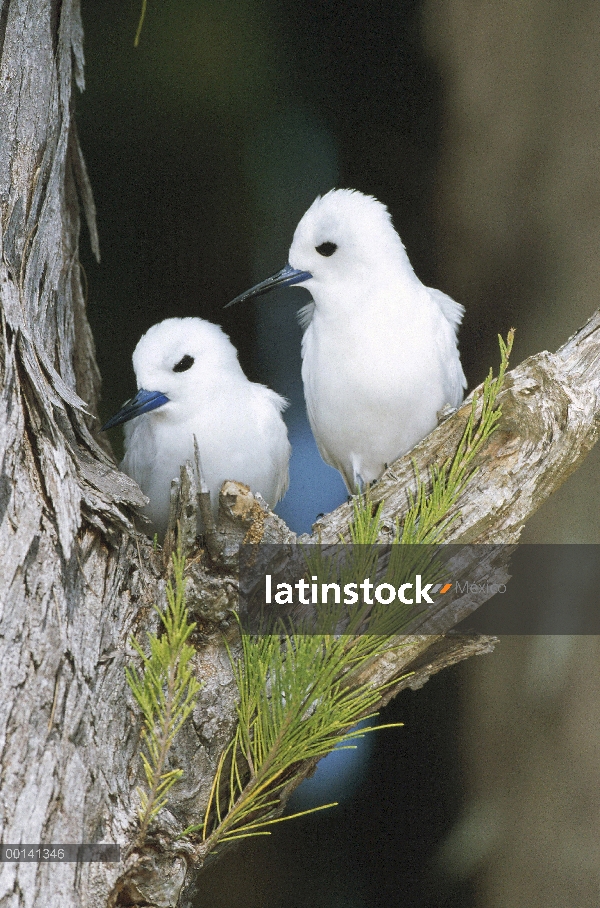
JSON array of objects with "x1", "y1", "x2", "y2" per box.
[
  {"x1": 101, "y1": 388, "x2": 170, "y2": 431},
  {"x1": 225, "y1": 263, "x2": 312, "y2": 308}
]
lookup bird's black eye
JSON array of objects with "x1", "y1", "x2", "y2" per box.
[
  {"x1": 173, "y1": 354, "x2": 195, "y2": 373},
  {"x1": 315, "y1": 242, "x2": 337, "y2": 257}
]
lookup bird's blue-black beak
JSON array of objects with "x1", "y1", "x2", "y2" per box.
[
  {"x1": 101, "y1": 388, "x2": 170, "y2": 431},
  {"x1": 225, "y1": 262, "x2": 312, "y2": 309}
]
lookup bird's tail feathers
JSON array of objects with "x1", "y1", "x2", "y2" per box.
[{"x1": 428, "y1": 287, "x2": 465, "y2": 332}]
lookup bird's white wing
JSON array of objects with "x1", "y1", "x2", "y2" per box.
[
  {"x1": 297, "y1": 301, "x2": 315, "y2": 331},
  {"x1": 428, "y1": 287, "x2": 468, "y2": 409},
  {"x1": 252, "y1": 385, "x2": 291, "y2": 504},
  {"x1": 121, "y1": 417, "x2": 155, "y2": 497}
]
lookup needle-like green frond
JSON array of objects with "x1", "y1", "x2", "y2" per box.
[
  {"x1": 182, "y1": 333, "x2": 513, "y2": 852},
  {"x1": 126, "y1": 548, "x2": 202, "y2": 847},
  {"x1": 183, "y1": 629, "x2": 404, "y2": 846}
]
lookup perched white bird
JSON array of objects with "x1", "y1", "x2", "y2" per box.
[
  {"x1": 102, "y1": 317, "x2": 290, "y2": 537},
  {"x1": 227, "y1": 189, "x2": 467, "y2": 491}
]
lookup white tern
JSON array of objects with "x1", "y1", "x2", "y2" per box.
[
  {"x1": 102, "y1": 317, "x2": 291, "y2": 537},
  {"x1": 227, "y1": 188, "x2": 467, "y2": 491}
]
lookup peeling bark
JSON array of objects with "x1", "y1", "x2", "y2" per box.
[{"x1": 1, "y1": 4, "x2": 600, "y2": 907}]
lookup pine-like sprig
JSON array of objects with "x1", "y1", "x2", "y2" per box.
[
  {"x1": 182, "y1": 332, "x2": 514, "y2": 851},
  {"x1": 134, "y1": 0, "x2": 147, "y2": 46},
  {"x1": 184, "y1": 630, "x2": 403, "y2": 846},
  {"x1": 126, "y1": 549, "x2": 201, "y2": 847}
]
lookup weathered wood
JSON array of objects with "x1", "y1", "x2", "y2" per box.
[{"x1": 2, "y1": 4, "x2": 600, "y2": 907}]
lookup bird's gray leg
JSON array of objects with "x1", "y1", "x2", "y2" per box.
[
  {"x1": 348, "y1": 471, "x2": 369, "y2": 502},
  {"x1": 346, "y1": 472, "x2": 366, "y2": 503},
  {"x1": 437, "y1": 403, "x2": 457, "y2": 423},
  {"x1": 367, "y1": 465, "x2": 388, "y2": 489}
]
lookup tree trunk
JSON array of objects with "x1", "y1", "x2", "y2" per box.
[
  {"x1": 0, "y1": 2, "x2": 153, "y2": 905},
  {"x1": 1, "y1": 4, "x2": 600, "y2": 908}
]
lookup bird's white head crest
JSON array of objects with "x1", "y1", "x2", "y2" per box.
[
  {"x1": 288, "y1": 189, "x2": 411, "y2": 299},
  {"x1": 223, "y1": 189, "x2": 418, "y2": 326},
  {"x1": 132, "y1": 317, "x2": 240, "y2": 404}
]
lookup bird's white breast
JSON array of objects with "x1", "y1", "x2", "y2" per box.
[
  {"x1": 301, "y1": 284, "x2": 464, "y2": 489},
  {"x1": 122, "y1": 380, "x2": 289, "y2": 537}
]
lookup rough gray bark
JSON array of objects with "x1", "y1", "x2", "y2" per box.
[
  {"x1": 0, "y1": 3, "x2": 148, "y2": 907},
  {"x1": 1, "y1": 4, "x2": 600, "y2": 908}
]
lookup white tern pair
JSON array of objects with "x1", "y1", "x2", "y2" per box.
[{"x1": 103, "y1": 189, "x2": 466, "y2": 535}]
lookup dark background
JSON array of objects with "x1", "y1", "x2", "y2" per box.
[{"x1": 77, "y1": 2, "x2": 600, "y2": 906}]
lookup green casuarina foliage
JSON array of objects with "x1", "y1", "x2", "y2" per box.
[
  {"x1": 126, "y1": 549, "x2": 201, "y2": 847},
  {"x1": 183, "y1": 332, "x2": 514, "y2": 851},
  {"x1": 184, "y1": 630, "x2": 404, "y2": 846},
  {"x1": 134, "y1": 0, "x2": 148, "y2": 46}
]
